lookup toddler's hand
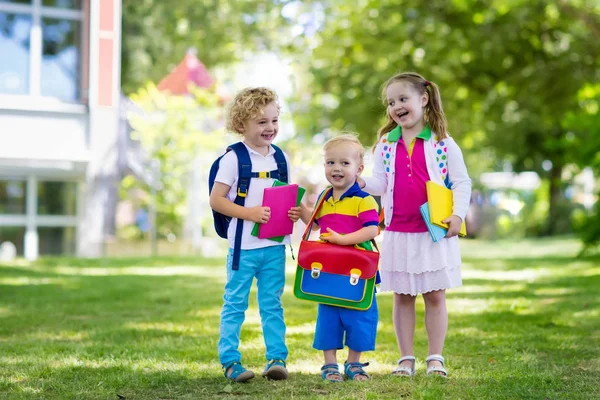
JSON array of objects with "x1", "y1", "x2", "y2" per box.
[
  {"x1": 443, "y1": 215, "x2": 462, "y2": 238},
  {"x1": 320, "y1": 228, "x2": 345, "y2": 245},
  {"x1": 249, "y1": 206, "x2": 270, "y2": 224},
  {"x1": 288, "y1": 206, "x2": 301, "y2": 222}
]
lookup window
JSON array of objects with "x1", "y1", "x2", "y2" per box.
[
  {"x1": 0, "y1": 177, "x2": 79, "y2": 257},
  {"x1": 42, "y1": 0, "x2": 81, "y2": 8},
  {"x1": 0, "y1": 0, "x2": 84, "y2": 102},
  {"x1": 37, "y1": 181, "x2": 77, "y2": 215},
  {"x1": 41, "y1": 17, "x2": 82, "y2": 101},
  {"x1": 0, "y1": 12, "x2": 32, "y2": 95},
  {"x1": 0, "y1": 180, "x2": 26, "y2": 214},
  {"x1": 38, "y1": 226, "x2": 75, "y2": 255}
]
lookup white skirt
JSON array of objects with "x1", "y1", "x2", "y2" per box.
[{"x1": 379, "y1": 231, "x2": 462, "y2": 296}]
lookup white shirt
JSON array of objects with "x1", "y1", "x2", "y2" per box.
[{"x1": 214, "y1": 142, "x2": 292, "y2": 249}]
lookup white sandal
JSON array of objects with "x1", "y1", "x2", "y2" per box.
[
  {"x1": 426, "y1": 354, "x2": 448, "y2": 378},
  {"x1": 392, "y1": 355, "x2": 416, "y2": 376}
]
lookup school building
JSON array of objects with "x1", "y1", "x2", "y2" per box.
[{"x1": 0, "y1": 0, "x2": 123, "y2": 259}]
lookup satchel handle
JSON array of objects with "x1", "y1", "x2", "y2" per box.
[
  {"x1": 302, "y1": 187, "x2": 379, "y2": 253},
  {"x1": 302, "y1": 188, "x2": 331, "y2": 240}
]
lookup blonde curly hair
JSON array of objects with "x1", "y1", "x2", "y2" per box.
[{"x1": 226, "y1": 87, "x2": 281, "y2": 134}]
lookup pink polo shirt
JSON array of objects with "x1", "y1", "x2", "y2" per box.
[{"x1": 388, "y1": 137, "x2": 430, "y2": 232}]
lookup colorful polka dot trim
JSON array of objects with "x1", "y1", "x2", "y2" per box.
[
  {"x1": 379, "y1": 133, "x2": 450, "y2": 186},
  {"x1": 380, "y1": 133, "x2": 393, "y2": 176},
  {"x1": 434, "y1": 140, "x2": 448, "y2": 182}
]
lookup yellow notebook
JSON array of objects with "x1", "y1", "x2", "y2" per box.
[{"x1": 426, "y1": 181, "x2": 467, "y2": 237}]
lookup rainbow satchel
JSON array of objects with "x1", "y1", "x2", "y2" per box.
[{"x1": 293, "y1": 188, "x2": 380, "y2": 310}]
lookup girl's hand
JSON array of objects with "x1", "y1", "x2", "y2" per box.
[
  {"x1": 248, "y1": 206, "x2": 270, "y2": 224},
  {"x1": 320, "y1": 228, "x2": 346, "y2": 245},
  {"x1": 356, "y1": 176, "x2": 366, "y2": 189},
  {"x1": 288, "y1": 206, "x2": 301, "y2": 223},
  {"x1": 443, "y1": 215, "x2": 462, "y2": 238}
]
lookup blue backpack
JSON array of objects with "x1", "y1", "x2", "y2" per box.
[{"x1": 208, "y1": 142, "x2": 288, "y2": 270}]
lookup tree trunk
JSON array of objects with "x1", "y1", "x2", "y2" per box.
[{"x1": 545, "y1": 162, "x2": 564, "y2": 236}]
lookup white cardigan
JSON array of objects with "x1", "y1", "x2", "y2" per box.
[{"x1": 363, "y1": 129, "x2": 472, "y2": 227}]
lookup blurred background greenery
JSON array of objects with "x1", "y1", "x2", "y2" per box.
[{"x1": 114, "y1": 0, "x2": 600, "y2": 255}]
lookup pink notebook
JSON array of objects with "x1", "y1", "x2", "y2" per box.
[{"x1": 258, "y1": 184, "x2": 298, "y2": 239}]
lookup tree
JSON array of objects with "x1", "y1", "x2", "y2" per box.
[
  {"x1": 124, "y1": 84, "x2": 224, "y2": 239},
  {"x1": 563, "y1": 83, "x2": 600, "y2": 251},
  {"x1": 293, "y1": 0, "x2": 600, "y2": 235},
  {"x1": 121, "y1": 0, "x2": 296, "y2": 93}
]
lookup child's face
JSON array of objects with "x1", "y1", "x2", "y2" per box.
[
  {"x1": 386, "y1": 81, "x2": 428, "y2": 131},
  {"x1": 323, "y1": 142, "x2": 364, "y2": 192},
  {"x1": 240, "y1": 102, "x2": 279, "y2": 151}
]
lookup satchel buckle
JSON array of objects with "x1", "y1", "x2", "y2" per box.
[
  {"x1": 311, "y1": 262, "x2": 323, "y2": 278},
  {"x1": 350, "y1": 268, "x2": 362, "y2": 285}
]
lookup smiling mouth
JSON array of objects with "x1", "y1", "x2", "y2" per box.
[
  {"x1": 262, "y1": 134, "x2": 275, "y2": 140},
  {"x1": 397, "y1": 111, "x2": 408, "y2": 118}
]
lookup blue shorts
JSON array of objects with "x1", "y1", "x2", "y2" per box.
[{"x1": 312, "y1": 297, "x2": 378, "y2": 352}]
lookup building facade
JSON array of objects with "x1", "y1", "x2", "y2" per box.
[{"x1": 0, "y1": 0, "x2": 122, "y2": 259}]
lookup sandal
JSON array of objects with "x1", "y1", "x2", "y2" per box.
[
  {"x1": 392, "y1": 356, "x2": 416, "y2": 376},
  {"x1": 262, "y1": 359, "x2": 289, "y2": 380},
  {"x1": 426, "y1": 354, "x2": 448, "y2": 378},
  {"x1": 343, "y1": 361, "x2": 370, "y2": 381},
  {"x1": 223, "y1": 361, "x2": 255, "y2": 382},
  {"x1": 321, "y1": 363, "x2": 343, "y2": 382}
]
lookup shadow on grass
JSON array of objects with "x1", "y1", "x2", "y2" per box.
[
  {"x1": 462, "y1": 254, "x2": 600, "y2": 270},
  {"x1": 23, "y1": 255, "x2": 224, "y2": 268},
  {"x1": 1, "y1": 252, "x2": 599, "y2": 399},
  {"x1": 0, "y1": 259, "x2": 227, "y2": 356},
  {"x1": 1, "y1": 363, "x2": 598, "y2": 400},
  {"x1": 0, "y1": 257, "x2": 289, "y2": 373}
]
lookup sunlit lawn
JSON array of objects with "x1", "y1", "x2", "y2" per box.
[{"x1": 0, "y1": 237, "x2": 599, "y2": 399}]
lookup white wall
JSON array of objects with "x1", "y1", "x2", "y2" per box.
[{"x1": 0, "y1": 110, "x2": 89, "y2": 163}]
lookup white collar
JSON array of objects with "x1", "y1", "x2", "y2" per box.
[{"x1": 241, "y1": 141, "x2": 275, "y2": 157}]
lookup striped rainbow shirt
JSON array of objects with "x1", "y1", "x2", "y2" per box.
[{"x1": 315, "y1": 183, "x2": 379, "y2": 234}]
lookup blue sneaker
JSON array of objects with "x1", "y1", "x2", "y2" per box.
[
  {"x1": 223, "y1": 361, "x2": 255, "y2": 382},
  {"x1": 261, "y1": 359, "x2": 288, "y2": 380}
]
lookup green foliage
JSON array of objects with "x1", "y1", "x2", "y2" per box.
[
  {"x1": 294, "y1": 0, "x2": 600, "y2": 235},
  {"x1": 1, "y1": 238, "x2": 599, "y2": 398},
  {"x1": 123, "y1": 84, "x2": 224, "y2": 239},
  {"x1": 121, "y1": 0, "x2": 296, "y2": 93},
  {"x1": 563, "y1": 83, "x2": 600, "y2": 251},
  {"x1": 118, "y1": 0, "x2": 600, "y2": 241}
]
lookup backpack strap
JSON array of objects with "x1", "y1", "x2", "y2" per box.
[
  {"x1": 272, "y1": 144, "x2": 288, "y2": 183},
  {"x1": 302, "y1": 188, "x2": 331, "y2": 240},
  {"x1": 246, "y1": 145, "x2": 288, "y2": 181},
  {"x1": 229, "y1": 142, "x2": 252, "y2": 271},
  {"x1": 302, "y1": 187, "x2": 379, "y2": 252},
  {"x1": 227, "y1": 142, "x2": 288, "y2": 270}
]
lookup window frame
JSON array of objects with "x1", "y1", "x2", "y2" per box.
[
  {"x1": 0, "y1": 175, "x2": 80, "y2": 256},
  {"x1": 0, "y1": 0, "x2": 87, "y2": 108}
]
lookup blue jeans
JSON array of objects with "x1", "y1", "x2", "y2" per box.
[{"x1": 218, "y1": 245, "x2": 288, "y2": 366}]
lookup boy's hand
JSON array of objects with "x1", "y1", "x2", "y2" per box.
[
  {"x1": 248, "y1": 206, "x2": 271, "y2": 224},
  {"x1": 320, "y1": 228, "x2": 346, "y2": 245},
  {"x1": 288, "y1": 206, "x2": 301, "y2": 222},
  {"x1": 443, "y1": 215, "x2": 462, "y2": 238}
]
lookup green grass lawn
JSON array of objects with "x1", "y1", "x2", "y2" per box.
[{"x1": 0, "y1": 237, "x2": 599, "y2": 399}]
